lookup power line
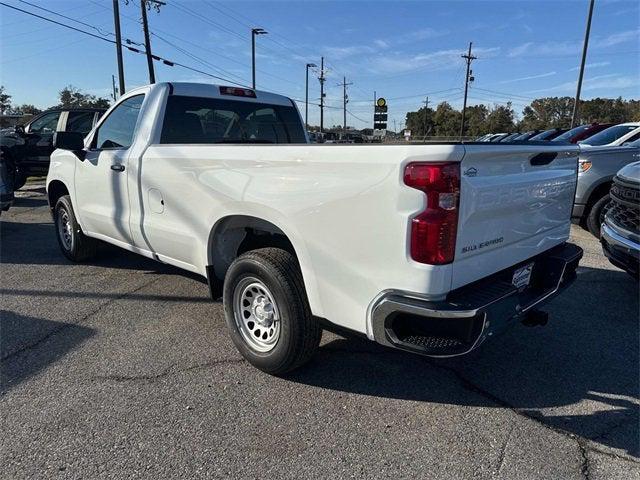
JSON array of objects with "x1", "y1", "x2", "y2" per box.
[
  {"x1": 0, "y1": 2, "x2": 249, "y2": 87},
  {"x1": 0, "y1": 2, "x2": 117, "y2": 43},
  {"x1": 17, "y1": 0, "x2": 114, "y2": 36},
  {"x1": 152, "y1": 32, "x2": 247, "y2": 84},
  {"x1": 89, "y1": 0, "x2": 296, "y2": 87},
  {"x1": 471, "y1": 87, "x2": 535, "y2": 101}
]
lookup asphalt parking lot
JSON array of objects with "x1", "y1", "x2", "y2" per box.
[{"x1": 1, "y1": 182, "x2": 638, "y2": 479}]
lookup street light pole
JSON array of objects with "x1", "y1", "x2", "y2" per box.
[
  {"x1": 251, "y1": 28, "x2": 267, "y2": 89},
  {"x1": 571, "y1": 0, "x2": 595, "y2": 128},
  {"x1": 305, "y1": 63, "x2": 317, "y2": 131}
]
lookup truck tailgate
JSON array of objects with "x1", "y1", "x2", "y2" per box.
[{"x1": 452, "y1": 144, "x2": 579, "y2": 290}]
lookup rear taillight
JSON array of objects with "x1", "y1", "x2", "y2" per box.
[{"x1": 404, "y1": 162, "x2": 460, "y2": 265}]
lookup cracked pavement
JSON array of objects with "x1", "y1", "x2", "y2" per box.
[{"x1": 1, "y1": 182, "x2": 638, "y2": 479}]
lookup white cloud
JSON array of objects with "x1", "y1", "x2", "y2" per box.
[
  {"x1": 526, "y1": 74, "x2": 638, "y2": 95},
  {"x1": 374, "y1": 39, "x2": 390, "y2": 49},
  {"x1": 322, "y1": 45, "x2": 375, "y2": 60},
  {"x1": 597, "y1": 29, "x2": 640, "y2": 47},
  {"x1": 508, "y1": 29, "x2": 640, "y2": 58},
  {"x1": 398, "y1": 28, "x2": 447, "y2": 43},
  {"x1": 568, "y1": 61, "x2": 611, "y2": 71},
  {"x1": 499, "y1": 71, "x2": 557, "y2": 84},
  {"x1": 370, "y1": 47, "x2": 500, "y2": 76}
]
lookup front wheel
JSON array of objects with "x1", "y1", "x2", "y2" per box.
[
  {"x1": 54, "y1": 195, "x2": 98, "y2": 262},
  {"x1": 587, "y1": 194, "x2": 611, "y2": 238},
  {"x1": 223, "y1": 248, "x2": 322, "y2": 375},
  {"x1": 13, "y1": 173, "x2": 27, "y2": 190}
]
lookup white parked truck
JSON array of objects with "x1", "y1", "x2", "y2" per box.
[{"x1": 47, "y1": 83, "x2": 583, "y2": 374}]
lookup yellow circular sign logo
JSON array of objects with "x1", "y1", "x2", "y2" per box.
[{"x1": 376, "y1": 97, "x2": 387, "y2": 107}]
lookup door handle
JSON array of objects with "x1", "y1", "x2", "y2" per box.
[
  {"x1": 530, "y1": 152, "x2": 557, "y2": 166},
  {"x1": 110, "y1": 164, "x2": 125, "y2": 172}
]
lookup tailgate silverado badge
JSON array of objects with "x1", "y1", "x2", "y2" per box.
[{"x1": 463, "y1": 167, "x2": 478, "y2": 177}]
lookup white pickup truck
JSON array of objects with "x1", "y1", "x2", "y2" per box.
[{"x1": 47, "y1": 82, "x2": 583, "y2": 374}]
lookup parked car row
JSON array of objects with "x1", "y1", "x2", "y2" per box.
[
  {"x1": 478, "y1": 123, "x2": 640, "y2": 240},
  {"x1": 478, "y1": 122, "x2": 640, "y2": 147},
  {"x1": 0, "y1": 107, "x2": 105, "y2": 190}
]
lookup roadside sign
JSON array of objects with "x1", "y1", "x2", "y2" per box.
[{"x1": 374, "y1": 97, "x2": 388, "y2": 130}]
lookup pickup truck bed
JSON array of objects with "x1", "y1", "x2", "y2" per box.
[{"x1": 46, "y1": 82, "x2": 582, "y2": 374}]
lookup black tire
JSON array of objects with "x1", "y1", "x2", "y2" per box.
[
  {"x1": 13, "y1": 173, "x2": 27, "y2": 190},
  {"x1": 586, "y1": 194, "x2": 611, "y2": 239},
  {"x1": 54, "y1": 195, "x2": 97, "y2": 262},
  {"x1": 223, "y1": 248, "x2": 322, "y2": 375}
]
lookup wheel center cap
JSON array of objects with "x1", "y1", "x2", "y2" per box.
[{"x1": 252, "y1": 296, "x2": 274, "y2": 327}]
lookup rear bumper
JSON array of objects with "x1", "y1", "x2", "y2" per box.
[
  {"x1": 371, "y1": 242, "x2": 583, "y2": 357},
  {"x1": 601, "y1": 222, "x2": 639, "y2": 277}
]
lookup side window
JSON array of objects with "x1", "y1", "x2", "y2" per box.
[
  {"x1": 66, "y1": 111, "x2": 96, "y2": 135},
  {"x1": 95, "y1": 95, "x2": 144, "y2": 149},
  {"x1": 28, "y1": 112, "x2": 61, "y2": 134}
]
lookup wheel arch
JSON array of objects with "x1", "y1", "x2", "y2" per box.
[
  {"x1": 584, "y1": 178, "x2": 613, "y2": 214},
  {"x1": 205, "y1": 214, "x2": 322, "y2": 316},
  {"x1": 47, "y1": 179, "x2": 70, "y2": 211}
]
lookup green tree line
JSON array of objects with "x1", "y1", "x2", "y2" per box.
[
  {"x1": 0, "y1": 85, "x2": 110, "y2": 117},
  {"x1": 405, "y1": 96, "x2": 640, "y2": 137}
]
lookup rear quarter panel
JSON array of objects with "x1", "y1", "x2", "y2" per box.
[{"x1": 137, "y1": 144, "x2": 464, "y2": 335}]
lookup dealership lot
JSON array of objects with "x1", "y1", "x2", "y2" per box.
[{"x1": 1, "y1": 183, "x2": 638, "y2": 479}]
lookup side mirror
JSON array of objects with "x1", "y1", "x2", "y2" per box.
[
  {"x1": 53, "y1": 131, "x2": 86, "y2": 160},
  {"x1": 14, "y1": 125, "x2": 25, "y2": 135}
]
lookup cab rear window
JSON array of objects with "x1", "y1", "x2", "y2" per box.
[{"x1": 160, "y1": 95, "x2": 306, "y2": 144}]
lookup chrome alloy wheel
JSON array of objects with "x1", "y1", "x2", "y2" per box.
[
  {"x1": 57, "y1": 208, "x2": 73, "y2": 251},
  {"x1": 233, "y1": 277, "x2": 281, "y2": 352}
]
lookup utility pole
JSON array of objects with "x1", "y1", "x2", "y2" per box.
[
  {"x1": 111, "y1": 74, "x2": 118, "y2": 102},
  {"x1": 337, "y1": 76, "x2": 353, "y2": 134},
  {"x1": 459, "y1": 42, "x2": 476, "y2": 140},
  {"x1": 251, "y1": 28, "x2": 268, "y2": 89},
  {"x1": 112, "y1": 0, "x2": 125, "y2": 94},
  {"x1": 393, "y1": 118, "x2": 397, "y2": 134},
  {"x1": 319, "y1": 57, "x2": 325, "y2": 133},
  {"x1": 373, "y1": 90, "x2": 376, "y2": 130},
  {"x1": 422, "y1": 96, "x2": 429, "y2": 139},
  {"x1": 140, "y1": 0, "x2": 165, "y2": 84},
  {"x1": 305, "y1": 63, "x2": 316, "y2": 131},
  {"x1": 571, "y1": 0, "x2": 595, "y2": 128}
]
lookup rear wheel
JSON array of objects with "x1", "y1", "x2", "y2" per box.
[
  {"x1": 223, "y1": 248, "x2": 321, "y2": 375},
  {"x1": 586, "y1": 194, "x2": 611, "y2": 238},
  {"x1": 54, "y1": 195, "x2": 97, "y2": 262}
]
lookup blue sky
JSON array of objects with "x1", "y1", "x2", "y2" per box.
[{"x1": 1, "y1": 0, "x2": 639, "y2": 129}]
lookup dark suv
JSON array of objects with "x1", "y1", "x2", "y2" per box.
[{"x1": 0, "y1": 108, "x2": 105, "y2": 189}]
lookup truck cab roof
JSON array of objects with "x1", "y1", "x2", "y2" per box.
[{"x1": 143, "y1": 82, "x2": 296, "y2": 108}]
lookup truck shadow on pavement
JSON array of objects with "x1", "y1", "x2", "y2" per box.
[
  {"x1": 0, "y1": 310, "x2": 95, "y2": 394},
  {"x1": 289, "y1": 266, "x2": 639, "y2": 458},
  {"x1": 0, "y1": 219, "x2": 204, "y2": 283}
]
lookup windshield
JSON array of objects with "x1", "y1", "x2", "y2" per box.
[
  {"x1": 530, "y1": 129, "x2": 554, "y2": 141},
  {"x1": 580, "y1": 124, "x2": 639, "y2": 146},
  {"x1": 552, "y1": 125, "x2": 587, "y2": 142}
]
